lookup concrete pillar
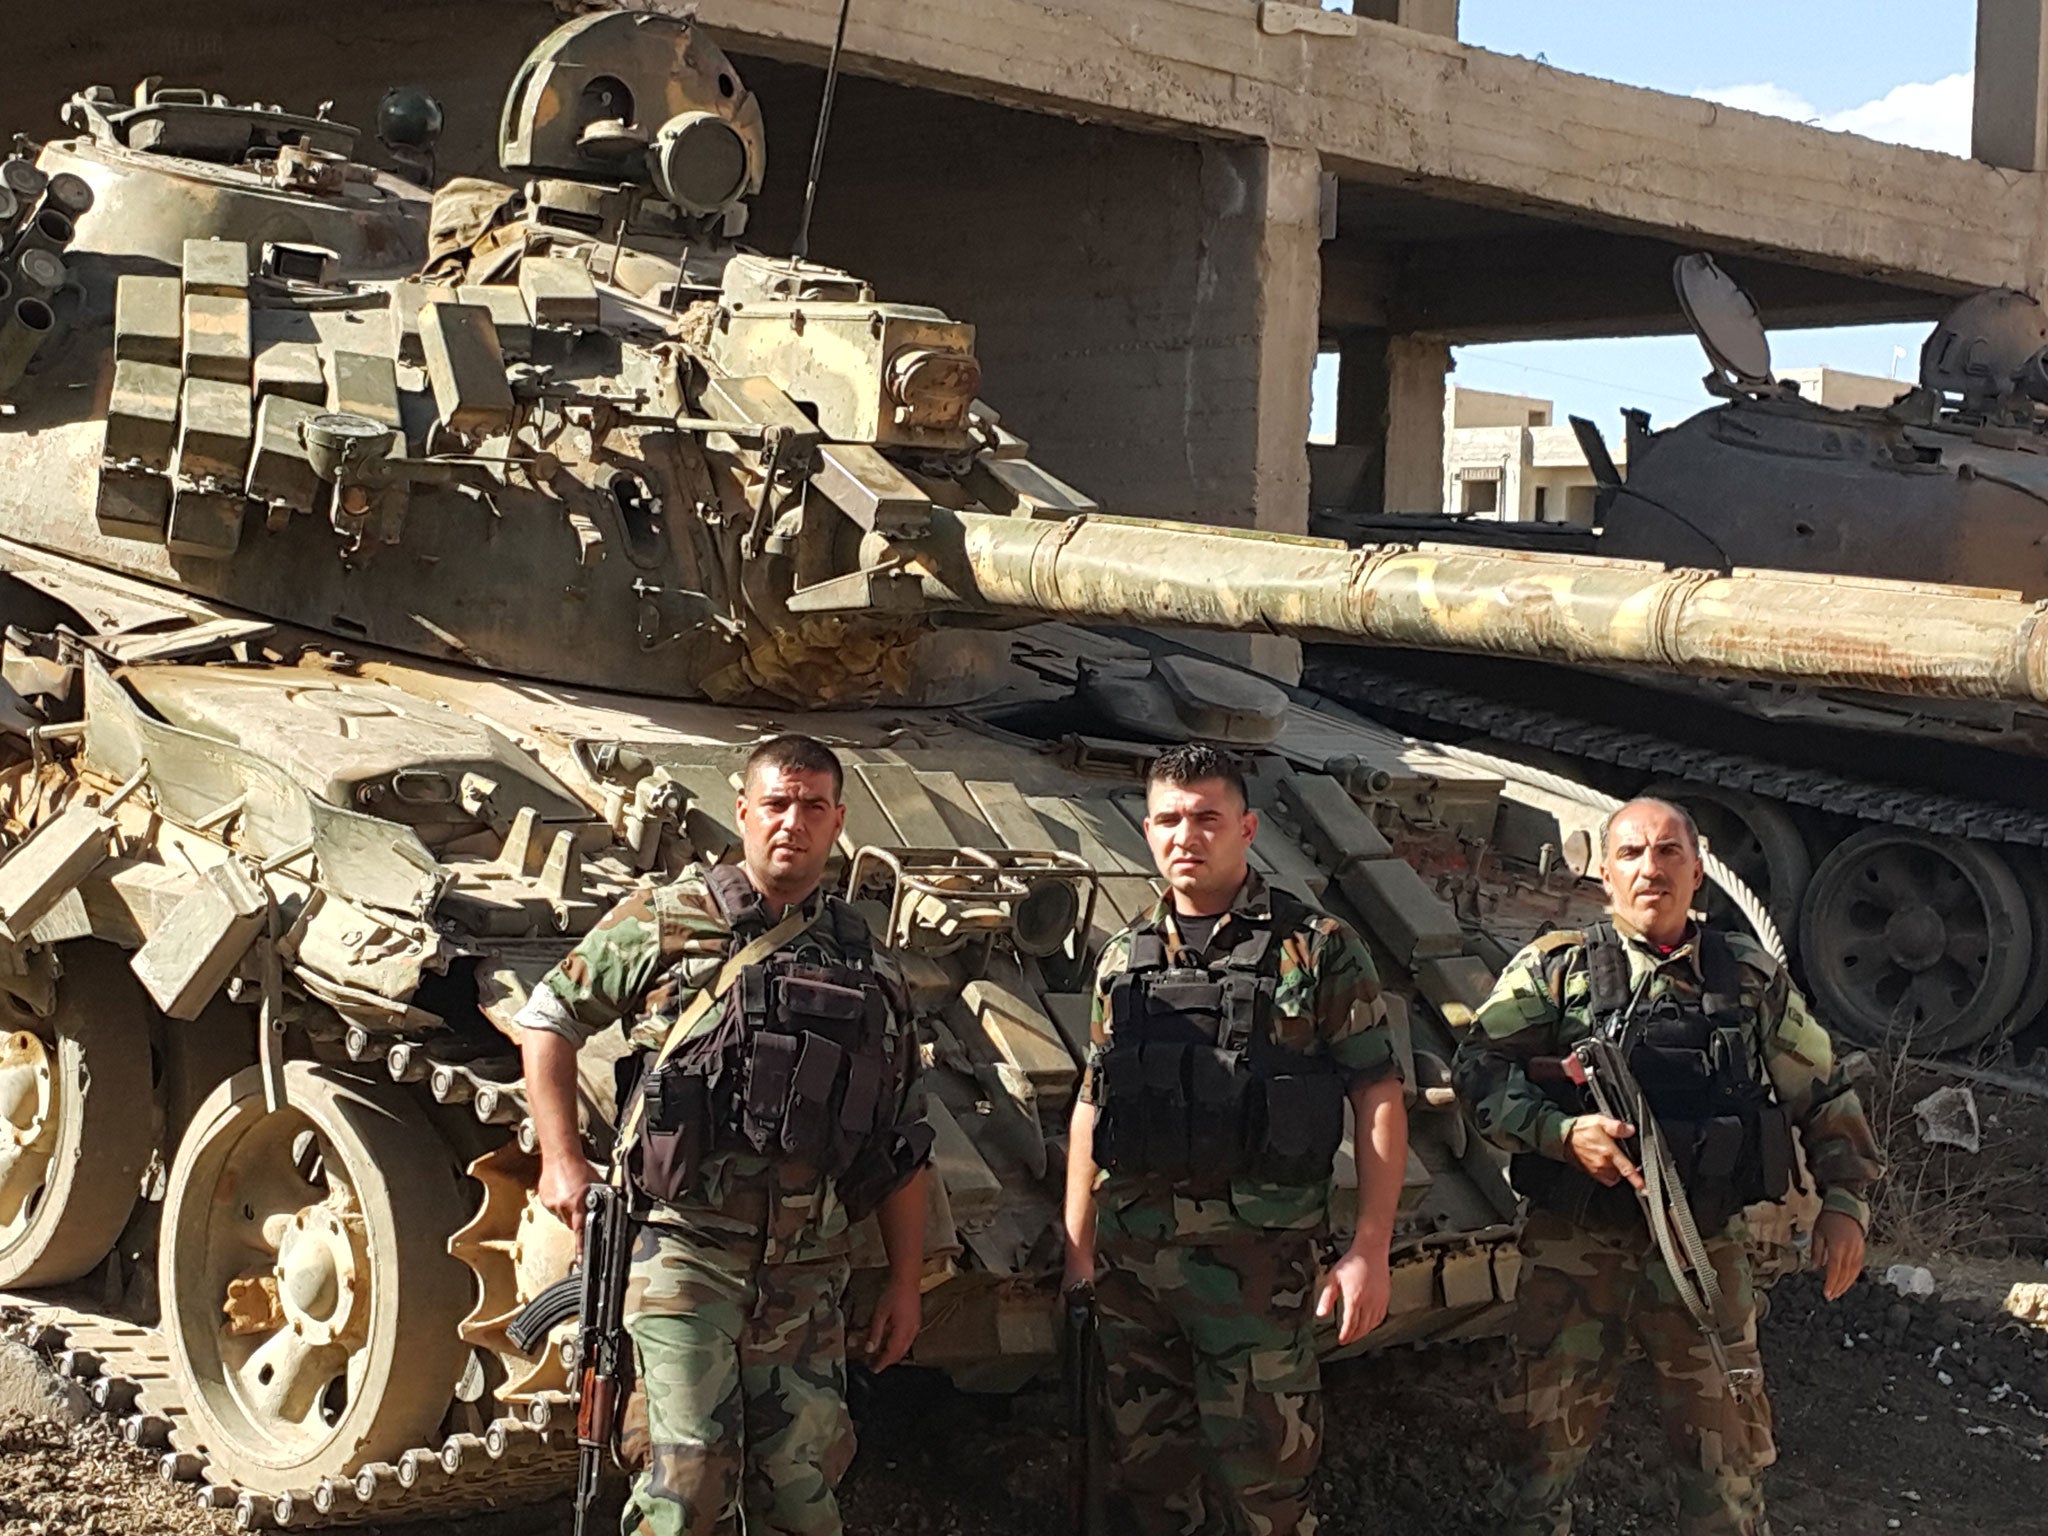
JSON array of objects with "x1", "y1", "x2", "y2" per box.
[
  {"x1": 1383, "y1": 335, "x2": 1450, "y2": 513},
  {"x1": 1247, "y1": 143, "x2": 1325, "y2": 540},
  {"x1": 1974, "y1": 0, "x2": 2048, "y2": 170},
  {"x1": 1190, "y1": 141, "x2": 1323, "y2": 681}
]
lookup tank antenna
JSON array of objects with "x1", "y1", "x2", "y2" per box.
[{"x1": 790, "y1": 0, "x2": 855, "y2": 265}]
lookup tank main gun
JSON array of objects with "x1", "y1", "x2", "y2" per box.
[{"x1": 874, "y1": 509, "x2": 2048, "y2": 706}]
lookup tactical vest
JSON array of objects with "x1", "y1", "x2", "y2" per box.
[
  {"x1": 1092, "y1": 891, "x2": 1346, "y2": 1190},
  {"x1": 1514, "y1": 922, "x2": 1795, "y2": 1232},
  {"x1": 621, "y1": 865, "x2": 916, "y2": 1217}
]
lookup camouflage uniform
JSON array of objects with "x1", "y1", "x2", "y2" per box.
[
  {"x1": 519, "y1": 865, "x2": 926, "y2": 1536},
  {"x1": 1453, "y1": 920, "x2": 1883, "y2": 1536},
  {"x1": 1079, "y1": 872, "x2": 1398, "y2": 1536}
]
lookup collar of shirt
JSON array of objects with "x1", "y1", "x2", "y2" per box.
[
  {"x1": 1609, "y1": 913, "x2": 1704, "y2": 980},
  {"x1": 1148, "y1": 868, "x2": 1272, "y2": 953}
]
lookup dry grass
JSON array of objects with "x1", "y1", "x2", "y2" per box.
[{"x1": 1860, "y1": 1049, "x2": 2048, "y2": 1262}]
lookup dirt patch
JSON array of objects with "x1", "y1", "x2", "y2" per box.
[
  {"x1": 4, "y1": 1273, "x2": 2044, "y2": 1535},
  {"x1": 834, "y1": 1272, "x2": 2048, "y2": 1536}
]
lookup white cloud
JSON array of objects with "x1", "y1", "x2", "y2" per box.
[{"x1": 1693, "y1": 71, "x2": 1974, "y2": 157}]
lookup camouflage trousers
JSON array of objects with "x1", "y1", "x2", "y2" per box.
[
  {"x1": 620, "y1": 1225, "x2": 855, "y2": 1536},
  {"x1": 1493, "y1": 1211, "x2": 1776, "y2": 1536},
  {"x1": 1095, "y1": 1228, "x2": 1322, "y2": 1536}
]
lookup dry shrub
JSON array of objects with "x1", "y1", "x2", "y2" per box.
[{"x1": 1859, "y1": 1048, "x2": 2048, "y2": 1261}]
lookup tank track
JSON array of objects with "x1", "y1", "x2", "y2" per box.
[
  {"x1": 0, "y1": 1296, "x2": 577, "y2": 1529},
  {"x1": 1311, "y1": 661, "x2": 2048, "y2": 848},
  {"x1": 0, "y1": 1034, "x2": 574, "y2": 1529}
]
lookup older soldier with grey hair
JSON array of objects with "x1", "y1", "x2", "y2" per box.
[
  {"x1": 1454, "y1": 796, "x2": 1883, "y2": 1535},
  {"x1": 516, "y1": 734, "x2": 932, "y2": 1536}
]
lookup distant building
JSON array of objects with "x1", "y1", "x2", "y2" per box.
[{"x1": 1440, "y1": 368, "x2": 1911, "y2": 525}]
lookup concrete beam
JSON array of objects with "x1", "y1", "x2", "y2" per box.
[
  {"x1": 675, "y1": 0, "x2": 2047, "y2": 296},
  {"x1": 1324, "y1": 228, "x2": 1958, "y2": 344},
  {"x1": 1977, "y1": 1, "x2": 2048, "y2": 171}
]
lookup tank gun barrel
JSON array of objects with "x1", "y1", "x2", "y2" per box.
[{"x1": 899, "y1": 510, "x2": 2048, "y2": 706}]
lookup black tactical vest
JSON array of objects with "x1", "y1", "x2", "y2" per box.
[
  {"x1": 621, "y1": 866, "x2": 918, "y2": 1216},
  {"x1": 1515, "y1": 922, "x2": 1795, "y2": 1232},
  {"x1": 1092, "y1": 890, "x2": 1346, "y2": 1189}
]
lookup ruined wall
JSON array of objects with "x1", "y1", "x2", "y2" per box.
[
  {"x1": 0, "y1": 0, "x2": 560, "y2": 183},
  {"x1": 735, "y1": 58, "x2": 1273, "y2": 525}
]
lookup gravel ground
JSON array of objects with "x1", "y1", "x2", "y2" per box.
[{"x1": 7, "y1": 1271, "x2": 2041, "y2": 1536}]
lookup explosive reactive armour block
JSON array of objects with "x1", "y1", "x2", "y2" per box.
[
  {"x1": 131, "y1": 858, "x2": 267, "y2": 1020},
  {"x1": 518, "y1": 256, "x2": 600, "y2": 328},
  {"x1": 1278, "y1": 773, "x2": 1394, "y2": 864},
  {"x1": 182, "y1": 294, "x2": 251, "y2": 385},
  {"x1": 95, "y1": 469, "x2": 171, "y2": 541},
  {"x1": 166, "y1": 490, "x2": 246, "y2": 559},
  {"x1": 328, "y1": 349, "x2": 402, "y2": 427},
  {"x1": 253, "y1": 341, "x2": 326, "y2": 403},
  {"x1": 174, "y1": 376, "x2": 253, "y2": 482},
  {"x1": 181, "y1": 238, "x2": 250, "y2": 297},
  {"x1": 103, "y1": 361, "x2": 181, "y2": 470},
  {"x1": 112, "y1": 275, "x2": 182, "y2": 367},
  {"x1": 419, "y1": 302, "x2": 514, "y2": 438},
  {"x1": 247, "y1": 394, "x2": 324, "y2": 511},
  {"x1": 0, "y1": 802, "x2": 115, "y2": 941},
  {"x1": 456, "y1": 283, "x2": 533, "y2": 358}
]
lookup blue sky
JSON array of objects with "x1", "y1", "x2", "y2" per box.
[{"x1": 1310, "y1": 2, "x2": 1983, "y2": 440}]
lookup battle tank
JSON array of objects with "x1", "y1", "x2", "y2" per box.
[
  {"x1": 1308, "y1": 254, "x2": 2048, "y2": 1060},
  {"x1": 8, "y1": 14, "x2": 2048, "y2": 1524},
  {"x1": 0, "y1": 13, "x2": 1591, "y2": 1527}
]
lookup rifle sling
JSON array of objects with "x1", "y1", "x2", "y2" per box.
[{"x1": 611, "y1": 903, "x2": 811, "y2": 1160}]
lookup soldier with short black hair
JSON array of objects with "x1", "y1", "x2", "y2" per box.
[
  {"x1": 1063, "y1": 743, "x2": 1410, "y2": 1536},
  {"x1": 1455, "y1": 796, "x2": 1883, "y2": 1536},
  {"x1": 516, "y1": 734, "x2": 932, "y2": 1536}
]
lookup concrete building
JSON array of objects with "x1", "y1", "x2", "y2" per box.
[
  {"x1": 1441, "y1": 369, "x2": 1912, "y2": 525},
  {"x1": 5, "y1": 0, "x2": 2045, "y2": 674}
]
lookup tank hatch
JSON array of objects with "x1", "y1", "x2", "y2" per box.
[{"x1": 1675, "y1": 252, "x2": 1774, "y2": 396}]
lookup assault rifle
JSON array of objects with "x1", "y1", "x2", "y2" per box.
[
  {"x1": 507, "y1": 1182, "x2": 636, "y2": 1535},
  {"x1": 1064, "y1": 1282, "x2": 1108, "y2": 1536},
  {"x1": 1557, "y1": 1036, "x2": 1758, "y2": 1401}
]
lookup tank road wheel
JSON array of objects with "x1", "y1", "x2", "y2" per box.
[
  {"x1": 1990, "y1": 847, "x2": 2048, "y2": 1048},
  {"x1": 160, "y1": 1063, "x2": 470, "y2": 1490},
  {"x1": 1800, "y1": 829, "x2": 2032, "y2": 1054},
  {"x1": 0, "y1": 946, "x2": 154, "y2": 1288},
  {"x1": 1642, "y1": 780, "x2": 1811, "y2": 956}
]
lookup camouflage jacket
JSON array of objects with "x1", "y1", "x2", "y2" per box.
[
  {"x1": 1453, "y1": 919, "x2": 1882, "y2": 1232},
  {"x1": 1080, "y1": 870, "x2": 1399, "y2": 1243},
  {"x1": 519, "y1": 864, "x2": 925, "y2": 1262}
]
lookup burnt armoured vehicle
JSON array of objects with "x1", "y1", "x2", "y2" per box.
[
  {"x1": 1312, "y1": 254, "x2": 2048, "y2": 1059},
  {"x1": 3, "y1": 16, "x2": 2048, "y2": 1524}
]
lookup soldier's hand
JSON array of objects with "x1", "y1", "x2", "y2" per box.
[
  {"x1": 1565, "y1": 1115, "x2": 1645, "y2": 1190},
  {"x1": 538, "y1": 1153, "x2": 602, "y2": 1232},
  {"x1": 865, "y1": 1274, "x2": 922, "y2": 1372},
  {"x1": 1061, "y1": 1238, "x2": 1097, "y2": 1293},
  {"x1": 1811, "y1": 1209, "x2": 1866, "y2": 1301},
  {"x1": 1317, "y1": 1246, "x2": 1391, "y2": 1346}
]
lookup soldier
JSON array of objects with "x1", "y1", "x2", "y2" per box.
[
  {"x1": 1454, "y1": 796, "x2": 1884, "y2": 1536},
  {"x1": 514, "y1": 734, "x2": 933, "y2": 1536},
  {"x1": 1062, "y1": 743, "x2": 1409, "y2": 1536}
]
